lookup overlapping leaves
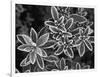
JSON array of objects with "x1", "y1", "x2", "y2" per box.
[
  {"x1": 17, "y1": 28, "x2": 55, "y2": 69},
  {"x1": 16, "y1": 6, "x2": 94, "y2": 72},
  {"x1": 75, "y1": 27, "x2": 94, "y2": 57}
]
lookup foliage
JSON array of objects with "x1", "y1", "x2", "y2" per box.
[{"x1": 16, "y1": 6, "x2": 94, "y2": 72}]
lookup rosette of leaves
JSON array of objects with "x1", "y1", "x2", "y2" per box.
[
  {"x1": 17, "y1": 27, "x2": 55, "y2": 69},
  {"x1": 45, "y1": 6, "x2": 82, "y2": 59},
  {"x1": 45, "y1": 6, "x2": 74, "y2": 42},
  {"x1": 74, "y1": 26, "x2": 94, "y2": 57},
  {"x1": 54, "y1": 36, "x2": 74, "y2": 58},
  {"x1": 45, "y1": 6, "x2": 65, "y2": 29}
]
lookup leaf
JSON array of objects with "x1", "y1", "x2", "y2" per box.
[
  {"x1": 64, "y1": 66, "x2": 68, "y2": 70},
  {"x1": 78, "y1": 8, "x2": 87, "y2": 16},
  {"x1": 77, "y1": 42, "x2": 85, "y2": 57},
  {"x1": 17, "y1": 44, "x2": 34, "y2": 52},
  {"x1": 45, "y1": 21, "x2": 55, "y2": 27},
  {"x1": 24, "y1": 69, "x2": 30, "y2": 73},
  {"x1": 46, "y1": 64, "x2": 57, "y2": 70},
  {"x1": 63, "y1": 18, "x2": 68, "y2": 24},
  {"x1": 36, "y1": 47, "x2": 42, "y2": 56},
  {"x1": 76, "y1": 62, "x2": 81, "y2": 69},
  {"x1": 87, "y1": 21, "x2": 93, "y2": 26},
  {"x1": 22, "y1": 35, "x2": 33, "y2": 45},
  {"x1": 75, "y1": 39, "x2": 82, "y2": 46},
  {"x1": 82, "y1": 65, "x2": 90, "y2": 69},
  {"x1": 88, "y1": 26, "x2": 94, "y2": 35},
  {"x1": 17, "y1": 34, "x2": 34, "y2": 45},
  {"x1": 83, "y1": 27, "x2": 89, "y2": 36},
  {"x1": 15, "y1": 68, "x2": 20, "y2": 73},
  {"x1": 58, "y1": 25, "x2": 66, "y2": 32},
  {"x1": 33, "y1": 65, "x2": 38, "y2": 72},
  {"x1": 49, "y1": 26, "x2": 61, "y2": 33},
  {"x1": 55, "y1": 59, "x2": 60, "y2": 68},
  {"x1": 44, "y1": 55, "x2": 58, "y2": 62},
  {"x1": 64, "y1": 36, "x2": 69, "y2": 44},
  {"x1": 81, "y1": 11, "x2": 88, "y2": 16},
  {"x1": 54, "y1": 45, "x2": 64, "y2": 55},
  {"x1": 70, "y1": 28, "x2": 80, "y2": 35},
  {"x1": 73, "y1": 34, "x2": 80, "y2": 42},
  {"x1": 65, "y1": 18, "x2": 74, "y2": 30},
  {"x1": 79, "y1": 29, "x2": 84, "y2": 36},
  {"x1": 53, "y1": 33, "x2": 59, "y2": 39},
  {"x1": 17, "y1": 34, "x2": 26, "y2": 44},
  {"x1": 30, "y1": 51, "x2": 37, "y2": 64},
  {"x1": 68, "y1": 40, "x2": 73, "y2": 45},
  {"x1": 20, "y1": 54, "x2": 30, "y2": 67},
  {"x1": 88, "y1": 36, "x2": 94, "y2": 43},
  {"x1": 64, "y1": 47, "x2": 74, "y2": 58},
  {"x1": 63, "y1": 32, "x2": 72, "y2": 37},
  {"x1": 37, "y1": 33, "x2": 49, "y2": 47},
  {"x1": 56, "y1": 34, "x2": 61, "y2": 40},
  {"x1": 38, "y1": 26, "x2": 48, "y2": 38},
  {"x1": 69, "y1": 14, "x2": 87, "y2": 23},
  {"x1": 30, "y1": 28, "x2": 38, "y2": 43},
  {"x1": 68, "y1": 22, "x2": 79, "y2": 31},
  {"x1": 84, "y1": 39, "x2": 93, "y2": 51},
  {"x1": 37, "y1": 54, "x2": 44, "y2": 69},
  {"x1": 41, "y1": 49, "x2": 48, "y2": 57},
  {"x1": 53, "y1": 43, "x2": 59, "y2": 49},
  {"x1": 40, "y1": 40, "x2": 56, "y2": 49},
  {"x1": 51, "y1": 6, "x2": 59, "y2": 21},
  {"x1": 78, "y1": 8, "x2": 84, "y2": 13},
  {"x1": 60, "y1": 58, "x2": 66, "y2": 70},
  {"x1": 25, "y1": 54, "x2": 30, "y2": 64},
  {"x1": 36, "y1": 67, "x2": 43, "y2": 72},
  {"x1": 58, "y1": 16, "x2": 64, "y2": 24},
  {"x1": 36, "y1": 48, "x2": 47, "y2": 57}
]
